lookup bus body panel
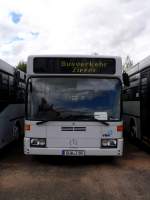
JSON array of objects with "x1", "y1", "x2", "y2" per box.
[
  {"x1": 123, "y1": 101, "x2": 140, "y2": 117},
  {"x1": 24, "y1": 138, "x2": 123, "y2": 156},
  {"x1": 24, "y1": 120, "x2": 123, "y2": 155},
  {"x1": 123, "y1": 101, "x2": 141, "y2": 139},
  {"x1": 0, "y1": 104, "x2": 25, "y2": 149}
]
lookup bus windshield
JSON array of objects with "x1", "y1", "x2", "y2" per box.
[{"x1": 27, "y1": 77, "x2": 121, "y2": 121}]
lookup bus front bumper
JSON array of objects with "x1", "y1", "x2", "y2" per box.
[{"x1": 24, "y1": 138, "x2": 123, "y2": 156}]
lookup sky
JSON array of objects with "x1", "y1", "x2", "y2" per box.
[{"x1": 0, "y1": 0, "x2": 150, "y2": 66}]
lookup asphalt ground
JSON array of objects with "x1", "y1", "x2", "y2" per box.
[{"x1": 0, "y1": 140, "x2": 150, "y2": 200}]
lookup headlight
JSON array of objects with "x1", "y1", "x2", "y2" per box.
[
  {"x1": 30, "y1": 138, "x2": 46, "y2": 147},
  {"x1": 101, "y1": 139, "x2": 117, "y2": 148}
]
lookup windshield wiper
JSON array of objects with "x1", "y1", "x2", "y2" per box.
[
  {"x1": 95, "y1": 120, "x2": 109, "y2": 126},
  {"x1": 36, "y1": 120, "x2": 52, "y2": 125},
  {"x1": 36, "y1": 117, "x2": 63, "y2": 125},
  {"x1": 62, "y1": 115, "x2": 110, "y2": 126},
  {"x1": 36, "y1": 115, "x2": 110, "y2": 126}
]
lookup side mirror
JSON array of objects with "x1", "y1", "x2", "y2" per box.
[{"x1": 123, "y1": 71, "x2": 130, "y2": 87}]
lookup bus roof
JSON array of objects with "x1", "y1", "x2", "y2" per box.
[
  {"x1": 126, "y1": 55, "x2": 150, "y2": 76},
  {"x1": 0, "y1": 59, "x2": 25, "y2": 80},
  {"x1": 28, "y1": 54, "x2": 121, "y2": 59},
  {"x1": 0, "y1": 59, "x2": 14, "y2": 75}
]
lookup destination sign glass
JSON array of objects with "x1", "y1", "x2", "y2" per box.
[{"x1": 33, "y1": 57, "x2": 116, "y2": 74}]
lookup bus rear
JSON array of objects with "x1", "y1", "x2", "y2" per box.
[{"x1": 24, "y1": 55, "x2": 123, "y2": 156}]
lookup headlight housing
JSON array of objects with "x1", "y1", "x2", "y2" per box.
[
  {"x1": 101, "y1": 139, "x2": 117, "y2": 148},
  {"x1": 30, "y1": 138, "x2": 46, "y2": 147}
]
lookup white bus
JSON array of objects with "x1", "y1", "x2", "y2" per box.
[
  {"x1": 0, "y1": 59, "x2": 25, "y2": 149},
  {"x1": 123, "y1": 56, "x2": 150, "y2": 147},
  {"x1": 24, "y1": 55, "x2": 123, "y2": 156}
]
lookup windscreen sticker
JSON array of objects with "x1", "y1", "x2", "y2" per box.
[{"x1": 94, "y1": 112, "x2": 108, "y2": 120}]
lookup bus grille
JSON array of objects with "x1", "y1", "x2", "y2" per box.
[{"x1": 61, "y1": 127, "x2": 86, "y2": 131}]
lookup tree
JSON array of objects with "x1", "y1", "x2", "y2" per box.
[
  {"x1": 16, "y1": 61, "x2": 27, "y2": 73},
  {"x1": 123, "y1": 56, "x2": 133, "y2": 71}
]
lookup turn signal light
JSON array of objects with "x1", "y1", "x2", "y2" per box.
[
  {"x1": 25, "y1": 124, "x2": 31, "y2": 131},
  {"x1": 117, "y1": 125, "x2": 123, "y2": 132}
]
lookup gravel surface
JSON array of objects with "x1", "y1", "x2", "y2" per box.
[{"x1": 0, "y1": 140, "x2": 150, "y2": 200}]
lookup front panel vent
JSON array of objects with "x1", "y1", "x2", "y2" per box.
[
  {"x1": 61, "y1": 127, "x2": 86, "y2": 132},
  {"x1": 61, "y1": 127, "x2": 74, "y2": 131},
  {"x1": 74, "y1": 127, "x2": 86, "y2": 131}
]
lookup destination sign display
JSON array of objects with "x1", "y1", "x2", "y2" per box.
[{"x1": 33, "y1": 57, "x2": 116, "y2": 74}]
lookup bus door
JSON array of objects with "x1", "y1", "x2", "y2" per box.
[{"x1": 140, "y1": 68, "x2": 150, "y2": 145}]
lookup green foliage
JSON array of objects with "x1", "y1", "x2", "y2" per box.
[{"x1": 16, "y1": 61, "x2": 27, "y2": 73}]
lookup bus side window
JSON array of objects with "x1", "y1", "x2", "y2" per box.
[
  {"x1": 9, "y1": 75, "x2": 15, "y2": 99},
  {"x1": 0, "y1": 72, "x2": 9, "y2": 100}
]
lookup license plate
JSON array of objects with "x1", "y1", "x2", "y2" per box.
[{"x1": 62, "y1": 150, "x2": 85, "y2": 156}]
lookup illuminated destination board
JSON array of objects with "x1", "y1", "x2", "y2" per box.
[{"x1": 33, "y1": 57, "x2": 116, "y2": 74}]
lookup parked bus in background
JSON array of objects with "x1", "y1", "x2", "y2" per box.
[
  {"x1": 24, "y1": 55, "x2": 123, "y2": 156},
  {"x1": 0, "y1": 59, "x2": 25, "y2": 149},
  {"x1": 123, "y1": 56, "x2": 150, "y2": 147}
]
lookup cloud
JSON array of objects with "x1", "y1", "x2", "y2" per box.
[
  {"x1": 30, "y1": 32, "x2": 40, "y2": 37},
  {"x1": 7, "y1": 37, "x2": 24, "y2": 44},
  {"x1": 111, "y1": 14, "x2": 147, "y2": 47},
  {"x1": 0, "y1": 0, "x2": 150, "y2": 66}
]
